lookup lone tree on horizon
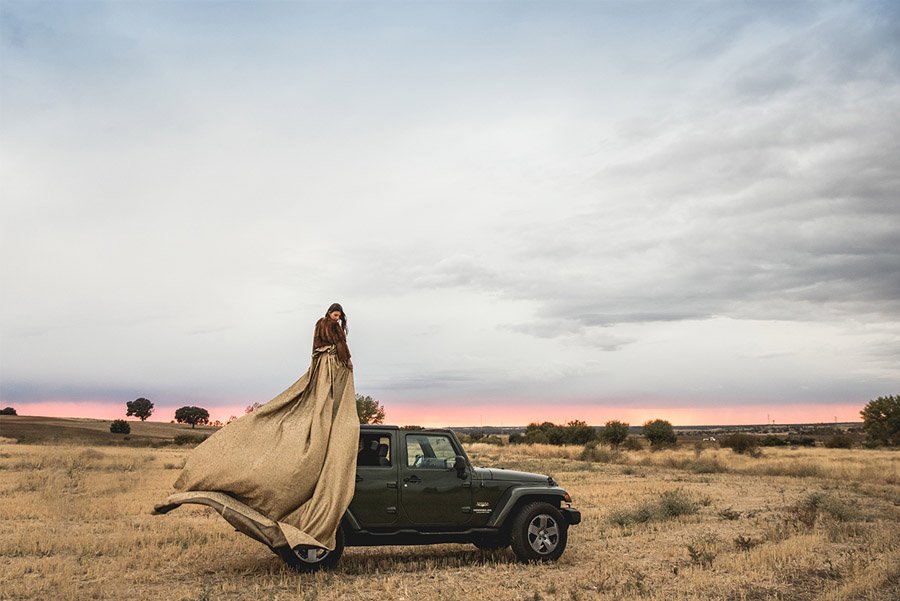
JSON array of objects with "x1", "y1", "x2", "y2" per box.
[
  {"x1": 126, "y1": 398, "x2": 154, "y2": 421},
  {"x1": 0, "y1": 407, "x2": 16, "y2": 416},
  {"x1": 174, "y1": 406, "x2": 210, "y2": 429},
  {"x1": 356, "y1": 394, "x2": 386, "y2": 424}
]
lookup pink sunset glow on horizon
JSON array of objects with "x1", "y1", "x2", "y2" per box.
[{"x1": 4, "y1": 399, "x2": 864, "y2": 428}]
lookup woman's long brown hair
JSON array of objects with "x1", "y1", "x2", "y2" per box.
[{"x1": 326, "y1": 303, "x2": 348, "y2": 335}]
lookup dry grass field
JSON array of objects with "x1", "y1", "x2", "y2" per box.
[{"x1": 1, "y1": 429, "x2": 898, "y2": 600}]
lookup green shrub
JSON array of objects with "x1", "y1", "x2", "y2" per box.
[
  {"x1": 0, "y1": 407, "x2": 16, "y2": 416},
  {"x1": 508, "y1": 433, "x2": 523, "y2": 445},
  {"x1": 563, "y1": 420, "x2": 598, "y2": 445},
  {"x1": 600, "y1": 420, "x2": 629, "y2": 447},
  {"x1": 785, "y1": 436, "x2": 816, "y2": 447},
  {"x1": 643, "y1": 419, "x2": 676, "y2": 448},
  {"x1": 173, "y1": 433, "x2": 208, "y2": 446},
  {"x1": 480, "y1": 435, "x2": 504, "y2": 446},
  {"x1": 759, "y1": 435, "x2": 786, "y2": 446},
  {"x1": 109, "y1": 419, "x2": 130, "y2": 434},
  {"x1": 719, "y1": 433, "x2": 759, "y2": 455},
  {"x1": 824, "y1": 433, "x2": 853, "y2": 449}
]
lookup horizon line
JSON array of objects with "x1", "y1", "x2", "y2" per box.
[{"x1": 1, "y1": 414, "x2": 864, "y2": 430}]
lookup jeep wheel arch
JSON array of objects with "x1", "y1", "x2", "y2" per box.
[{"x1": 487, "y1": 488, "x2": 568, "y2": 529}]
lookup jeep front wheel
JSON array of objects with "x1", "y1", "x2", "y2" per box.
[
  {"x1": 509, "y1": 502, "x2": 568, "y2": 563},
  {"x1": 276, "y1": 527, "x2": 344, "y2": 573}
]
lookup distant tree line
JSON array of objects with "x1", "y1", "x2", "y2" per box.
[
  {"x1": 506, "y1": 419, "x2": 678, "y2": 449},
  {"x1": 509, "y1": 421, "x2": 597, "y2": 445},
  {"x1": 468, "y1": 393, "x2": 900, "y2": 451}
]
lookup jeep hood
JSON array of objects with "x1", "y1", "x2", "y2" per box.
[{"x1": 475, "y1": 467, "x2": 552, "y2": 484}]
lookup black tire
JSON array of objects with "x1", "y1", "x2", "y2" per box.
[
  {"x1": 276, "y1": 527, "x2": 344, "y2": 573},
  {"x1": 509, "y1": 502, "x2": 568, "y2": 563}
]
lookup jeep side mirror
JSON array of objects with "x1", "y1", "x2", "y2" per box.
[{"x1": 453, "y1": 455, "x2": 468, "y2": 479}]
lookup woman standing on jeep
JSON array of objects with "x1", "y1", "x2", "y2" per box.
[
  {"x1": 313, "y1": 303, "x2": 353, "y2": 371},
  {"x1": 162, "y1": 303, "x2": 361, "y2": 553}
]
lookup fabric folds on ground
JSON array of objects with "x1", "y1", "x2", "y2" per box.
[{"x1": 155, "y1": 345, "x2": 359, "y2": 551}]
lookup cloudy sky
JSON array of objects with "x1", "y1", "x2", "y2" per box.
[{"x1": 2, "y1": 0, "x2": 898, "y2": 426}]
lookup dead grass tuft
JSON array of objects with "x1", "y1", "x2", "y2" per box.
[
  {"x1": 609, "y1": 488, "x2": 699, "y2": 526},
  {"x1": 790, "y1": 492, "x2": 861, "y2": 528}
]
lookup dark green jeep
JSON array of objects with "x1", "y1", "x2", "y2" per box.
[{"x1": 278, "y1": 425, "x2": 581, "y2": 572}]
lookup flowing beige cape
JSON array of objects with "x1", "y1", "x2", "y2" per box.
[{"x1": 153, "y1": 346, "x2": 359, "y2": 551}]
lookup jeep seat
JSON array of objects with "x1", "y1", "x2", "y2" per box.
[{"x1": 377, "y1": 443, "x2": 390, "y2": 466}]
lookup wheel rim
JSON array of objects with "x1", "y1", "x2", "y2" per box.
[
  {"x1": 526, "y1": 514, "x2": 560, "y2": 554},
  {"x1": 292, "y1": 546, "x2": 330, "y2": 564}
]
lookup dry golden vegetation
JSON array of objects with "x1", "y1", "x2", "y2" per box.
[{"x1": 1, "y1": 435, "x2": 898, "y2": 601}]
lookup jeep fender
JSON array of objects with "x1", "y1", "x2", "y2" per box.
[{"x1": 486, "y1": 486, "x2": 570, "y2": 528}]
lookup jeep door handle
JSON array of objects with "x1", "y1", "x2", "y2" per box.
[{"x1": 403, "y1": 475, "x2": 421, "y2": 484}]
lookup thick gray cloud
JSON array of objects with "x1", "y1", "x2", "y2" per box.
[{"x1": 354, "y1": 3, "x2": 900, "y2": 333}]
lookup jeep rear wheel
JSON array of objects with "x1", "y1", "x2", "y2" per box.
[
  {"x1": 276, "y1": 527, "x2": 344, "y2": 573},
  {"x1": 509, "y1": 502, "x2": 568, "y2": 563}
]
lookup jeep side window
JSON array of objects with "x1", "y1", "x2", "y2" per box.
[
  {"x1": 406, "y1": 434, "x2": 457, "y2": 469},
  {"x1": 357, "y1": 434, "x2": 392, "y2": 467}
]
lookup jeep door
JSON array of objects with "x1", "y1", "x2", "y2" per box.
[
  {"x1": 349, "y1": 430, "x2": 399, "y2": 527},
  {"x1": 400, "y1": 432, "x2": 472, "y2": 526}
]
